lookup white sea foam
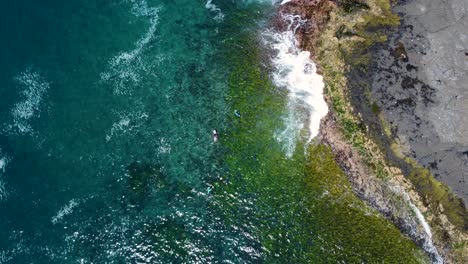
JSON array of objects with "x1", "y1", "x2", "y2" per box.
[
  {"x1": 391, "y1": 186, "x2": 443, "y2": 264},
  {"x1": 100, "y1": 0, "x2": 161, "y2": 94},
  {"x1": 157, "y1": 137, "x2": 171, "y2": 154},
  {"x1": 265, "y1": 14, "x2": 328, "y2": 157},
  {"x1": 0, "y1": 250, "x2": 12, "y2": 263},
  {"x1": 51, "y1": 199, "x2": 80, "y2": 225},
  {"x1": 406, "y1": 199, "x2": 443, "y2": 263},
  {"x1": 0, "y1": 150, "x2": 10, "y2": 202},
  {"x1": 205, "y1": 0, "x2": 225, "y2": 22},
  {"x1": 6, "y1": 69, "x2": 49, "y2": 135},
  {"x1": 0, "y1": 158, "x2": 6, "y2": 173},
  {"x1": 106, "y1": 111, "x2": 149, "y2": 142},
  {"x1": 0, "y1": 230, "x2": 34, "y2": 262},
  {"x1": 0, "y1": 179, "x2": 6, "y2": 202}
]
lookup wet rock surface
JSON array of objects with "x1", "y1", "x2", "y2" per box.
[
  {"x1": 276, "y1": 0, "x2": 336, "y2": 56},
  {"x1": 282, "y1": 0, "x2": 467, "y2": 260},
  {"x1": 369, "y1": 0, "x2": 468, "y2": 203},
  {"x1": 318, "y1": 113, "x2": 444, "y2": 262}
]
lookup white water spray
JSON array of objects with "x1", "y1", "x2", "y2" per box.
[
  {"x1": 265, "y1": 14, "x2": 328, "y2": 157},
  {"x1": 0, "y1": 158, "x2": 5, "y2": 173},
  {"x1": 205, "y1": 0, "x2": 225, "y2": 21},
  {"x1": 264, "y1": 2, "x2": 442, "y2": 262},
  {"x1": 391, "y1": 186, "x2": 443, "y2": 263}
]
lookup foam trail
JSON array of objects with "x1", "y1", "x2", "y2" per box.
[
  {"x1": 265, "y1": 14, "x2": 328, "y2": 157},
  {"x1": 100, "y1": 0, "x2": 161, "y2": 94},
  {"x1": 106, "y1": 111, "x2": 149, "y2": 142},
  {"x1": 51, "y1": 199, "x2": 80, "y2": 225},
  {"x1": 6, "y1": 69, "x2": 49, "y2": 135},
  {"x1": 0, "y1": 148, "x2": 11, "y2": 202}
]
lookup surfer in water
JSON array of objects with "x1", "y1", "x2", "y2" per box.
[{"x1": 212, "y1": 129, "x2": 219, "y2": 142}]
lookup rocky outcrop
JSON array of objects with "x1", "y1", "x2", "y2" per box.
[
  {"x1": 276, "y1": 0, "x2": 336, "y2": 56},
  {"x1": 278, "y1": 0, "x2": 468, "y2": 262},
  {"x1": 319, "y1": 113, "x2": 447, "y2": 262},
  {"x1": 369, "y1": 0, "x2": 468, "y2": 204}
]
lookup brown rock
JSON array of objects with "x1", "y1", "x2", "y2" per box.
[{"x1": 276, "y1": 0, "x2": 336, "y2": 57}]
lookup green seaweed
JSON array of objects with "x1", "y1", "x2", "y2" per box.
[
  {"x1": 409, "y1": 167, "x2": 468, "y2": 231},
  {"x1": 337, "y1": 0, "x2": 370, "y2": 13},
  {"x1": 212, "y1": 16, "x2": 428, "y2": 261},
  {"x1": 304, "y1": 144, "x2": 428, "y2": 263},
  {"x1": 317, "y1": 0, "x2": 467, "y2": 260},
  {"x1": 371, "y1": 102, "x2": 381, "y2": 114}
]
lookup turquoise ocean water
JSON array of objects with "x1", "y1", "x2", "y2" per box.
[{"x1": 0, "y1": 0, "x2": 427, "y2": 263}]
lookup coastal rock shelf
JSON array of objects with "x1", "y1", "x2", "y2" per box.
[
  {"x1": 280, "y1": 0, "x2": 468, "y2": 262},
  {"x1": 371, "y1": 0, "x2": 468, "y2": 204}
]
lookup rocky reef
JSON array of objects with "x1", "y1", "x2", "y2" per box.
[{"x1": 276, "y1": 0, "x2": 468, "y2": 262}]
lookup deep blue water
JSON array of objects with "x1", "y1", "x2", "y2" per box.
[{"x1": 0, "y1": 0, "x2": 253, "y2": 262}]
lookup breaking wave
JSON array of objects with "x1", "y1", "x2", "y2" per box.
[
  {"x1": 264, "y1": 14, "x2": 328, "y2": 157},
  {"x1": 205, "y1": 0, "x2": 225, "y2": 22}
]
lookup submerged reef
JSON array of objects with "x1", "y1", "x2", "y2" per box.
[{"x1": 278, "y1": 0, "x2": 468, "y2": 262}]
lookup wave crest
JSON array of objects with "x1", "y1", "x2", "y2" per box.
[{"x1": 264, "y1": 14, "x2": 328, "y2": 157}]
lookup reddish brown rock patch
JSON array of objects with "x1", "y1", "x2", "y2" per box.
[{"x1": 276, "y1": 0, "x2": 336, "y2": 57}]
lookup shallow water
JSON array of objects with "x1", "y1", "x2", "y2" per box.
[{"x1": 0, "y1": 0, "x2": 426, "y2": 263}]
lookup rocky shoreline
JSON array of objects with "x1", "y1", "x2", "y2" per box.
[
  {"x1": 276, "y1": 0, "x2": 468, "y2": 262},
  {"x1": 368, "y1": 0, "x2": 468, "y2": 205}
]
